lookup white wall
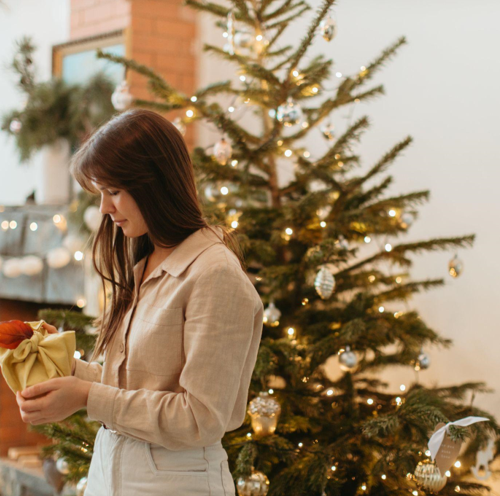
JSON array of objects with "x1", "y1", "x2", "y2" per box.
[
  {"x1": 0, "y1": 0, "x2": 70, "y2": 206},
  {"x1": 197, "y1": 0, "x2": 500, "y2": 423}
]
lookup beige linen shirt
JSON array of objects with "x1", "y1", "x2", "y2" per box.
[{"x1": 71, "y1": 226, "x2": 264, "y2": 451}]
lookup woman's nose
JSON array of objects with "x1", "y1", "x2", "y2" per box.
[{"x1": 99, "y1": 195, "x2": 115, "y2": 215}]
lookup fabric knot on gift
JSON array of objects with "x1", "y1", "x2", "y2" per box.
[{"x1": 0, "y1": 320, "x2": 76, "y2": 394}]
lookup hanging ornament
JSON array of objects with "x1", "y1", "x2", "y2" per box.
[
  {"x1": 263, "y1": 302, "x2": 281, "y2": 327},
  {"x1": 448, "y1": 255, "x2": 463, "y2": 278},
  {"x1": 336, "y1": 235, "x2": 349, "y2": 250},
  {"x1": 413, "y1": 460, "x2": 447, "y2": 493},
  {"x1": 9, "y1": 118, "x2": 22, "y2": 134},
  {"x1": 20, "y1": 255, "x2": 43, "y2": 276},
  {"x1": 3, "y1": 258, "x2": 23, "y2": 278},
  {"x1": 213, "y1": 137, "x2": 232, "y2": 165},
  {"x1": 83, "y1": 206, "x2": 102, "y2": 231},
  {"x1": 111, "y1": 80, "x2": 133, "y2": 111},
  {"x1": 320, "y1": 121, "x2": 335, "y2": 140},
  {"x1": 55, "y1": 457, "x2": 70, "y2": 475},
  {"x1": 236, "y1": 468, "x2": 270, "y2": 496},
  {"x1": 338, "y1": 345, "x2": 358, "y2": 372},
  {"x1": 314, "y1": 265, "x2": 336, "y2": 299},
  {"x1": 47, "y1": 247, "x2": 71, "y2": 269},
  {"x1": 234, "y1": 30, "x2": 254, "y2": 49},
  {"x1": 247, "y1": 391, "x2": 281, "y2": 437},
  {"x1": 172, "y1": 117, "x2": 186, "y2": 136},
  {"x1": 471, "y1": 438, "x2": 495, "y2": 481},
  {"x1": 276, "y1": 97, "x2": 303, "y2": 127},
  {"x1": 316, "y1": 205, "x2": 332, "y2": 221},
  {"x1": 414, "y1": 349, "x2": 431, "y2": 371},
  {"x1": 76, "y1": 476, "x2": 88, "y2": 496},
  {"x1": 226, "y1": 11, "x2": 235, "y2": 55},
  {"x1": 400, "y1": 212, "x2": 414, "y2": 229},
  {"x1": 319, "y1": 14, "x2": 338, "y2": 42}
]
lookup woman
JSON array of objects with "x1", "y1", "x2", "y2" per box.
[{"x1": 16, "y1": 109, "x2": 264, "y2": 495}]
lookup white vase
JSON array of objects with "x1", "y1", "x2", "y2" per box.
[{"x1": 36, "y1": 138, "x2": 71, "y2": 205}]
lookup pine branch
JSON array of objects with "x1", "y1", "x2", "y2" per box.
[{"x1": 183, "y1": 0, "x2": 229, "y2": 18}]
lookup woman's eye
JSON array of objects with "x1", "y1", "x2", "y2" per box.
[{"x1": 109, "y1": 191, "x2": 119, "y2": 196}]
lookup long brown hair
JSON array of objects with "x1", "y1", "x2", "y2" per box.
[{"x1": 70, "y1": 108, "x2": 245, "y2": 362}]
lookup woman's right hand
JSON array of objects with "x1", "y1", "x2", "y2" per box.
[{"x1": 41, "y1": 322, "x2": 59, "y2": 334}]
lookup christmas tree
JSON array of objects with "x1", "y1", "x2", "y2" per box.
[{"x1": 30, "y1": 0, "x2": 499, "y2": 495}]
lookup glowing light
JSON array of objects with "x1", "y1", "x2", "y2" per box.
[
  {"x1": 395, "y1": 276, "x2": 402, "y2": 284},
  {"x1": 190, "y1": 96, "x2": 198, "y2": 102},
  {"x1": 302, "y1": 122, "x2": 309, "y2": 128},
  {"x1": 277, "y1": 140, "x2": 283, "y2": 146},
  {"x1": 326, "y1": 389, "x2": 334, "y2": 396},
  {"x1": 455, "y1": 487, "x2": 461, "y2": 493},
  {"x1": 285, "y1": 228, "x2": 293, "y2": 235},
  {"x1": 425, "y1": 450, "x2": 431, "y2": 456},
  {"x1": 395, "y1": 397, "x2": 402, "y2": 406},
  {"x1": 367, "y1": 398, "x2": 374, "y2": 405},
  {"x1": 287, "y1": 327, "x2": 296, "y2": 339},
  {"x1": 228, "y1": 106, "x2": 235, "y2": 112},
  {"x1": 268, "y1": 389, "x2": 274, "y2": 394},
  {"x1": 368, "y1": 275, "x2": 376, "y2": 283},
  {"x1": 53, "y1": 214, "x2": 61, "y2": 224},
  {"x1": 292, "y1": 70, "x2": 299, "y2": 77},
  {"x1": 400, "y1": 384, "x2": 406, "y2": 391},
  {"x1": 381, "y1": 474, "x2": 386, "y2": 480},
  {"x1": 298, "y1": 442, "x2": 303, "y2": 447},
  {"x1": 220, "y1": 186, "x2": 229, "y2": 195},
  {"x1": 320, "y1": 221, "x2": 326, "y2": 228},
  {"x1": 222, "y1": 32, "x2": 228, "y2": 38},
  {"x1": 364, "y1": 236, "x2": 371, "y2": 243},
  {"x1": 378, "y1": 306, "x2": 385, "y2": 313},
  {"x1": 231, "y1": 159, "x2": 238, "y2": 166},
  {"x1": 240, "y1": 75, "x2": 246, "y2": 82},
  {"x1": 385, "y1": 243, "x2": 392, "y2": 252},
  {"x1": 30, "y1": 222, "x2": 38, "y2": 231},
  {"x1": 336, "y1": 72, "x2": 342, "y2": 78},
  {"x1": 445, "y1": 471, "x2": 451, "y2": 477},
  {"x1": 246, "y1": 432, "x2": 252, "y2": 438},
  {"x1": 413, "y1": 492, "x2": 418, "y2": 496},
  {"x1": 331, "y1": 465, "x2": 337, "y2": 471},
  {"x1": 256, "y1": 34, "x2": 263, "y2": 41},
  {"x1": 361, "y1": 484, "x2": 367, "y2": 491},
  {"x1": 284, "y1": 149, "x2": 292, "y2": 157},
  {"x1": 9, "y1": 220, "x2": 17, "y2": 229},
  {"x1": 1, "y1": 221, "x2": 8, "y2": 230},
  {"x1": 360, "y1": 66, "x2": 366, "y2": 71},
  {"x1": 454, "y1": 461, "x2": 461, "y2": 468},
  {"x1": 74, "y1": 350, "x2": 82, "y2": 359},
  {"x1": 303, "y1": 151, "x2": 310, "y2": 158},
  {"x1": 186, "y1": 109, "x2": 194, "y2": 117},
  {"x1": 312, "y1": 86, "x2": 319, "y2": 93},
  {"x1": 76, "y1": 298, "x2": 86, "y2": 308},
  {"x1": 74, "y1": 251, "x2": 84, "y2": 261},
  {"x1": 389, "y1": 209, "x2": 396, "y2": 217},
  {"x1": 230, "y1": 220, "x2": 238, "y2": 229}
]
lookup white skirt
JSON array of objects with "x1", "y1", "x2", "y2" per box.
[{"x1": 85, "y1": 426, "x2": 236, "y2": 496}]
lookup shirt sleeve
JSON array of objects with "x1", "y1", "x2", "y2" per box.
[
  {"x1": 85, "y1": 263, "x2": 263, "y2": 450},
  {"x1": 72, "y1": 357, "x2": 103, "y2": 383}
]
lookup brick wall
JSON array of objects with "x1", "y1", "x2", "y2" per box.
[{"x1": 70, "y1": 0, "x2": 197, "y2": 147}]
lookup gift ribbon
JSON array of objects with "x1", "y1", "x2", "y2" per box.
[{"x1": 428, "y1": 416, "x2": 489, "y2": 460}]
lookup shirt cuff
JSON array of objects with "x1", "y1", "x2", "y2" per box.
[{"x1": 86, "y1": 382, "x2": 118, "y2": 429}]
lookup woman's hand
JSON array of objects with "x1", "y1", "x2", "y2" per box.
[
  {"x1": 41, "y1": 322, "x2": 59, "y2": 334},
  {"x1": 16, "y1": 377, "x2": 93, "y2": 425}
]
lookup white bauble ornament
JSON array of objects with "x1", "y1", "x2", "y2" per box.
[
  {"x1": 314, "y1": 266, "x2": 336, "y2": 299},
  {"x1": 400, "y1": 212, "x2": 414, "y2": 229},
  {"x1": 76, "y1": 476, "x2": 88, "y2": 496},
  {"x1": 20, "y1": 255, "x2": 43, "y2": 276},
  {"x1": 263, "y1": 302, "x2": 281, "y2": 327},
  {"x1": 276, "y1": 97, "x2": 303, "y2": 127},
  {"x1": 84, "y1": 206, "x2": 102, "y2": 231},
  {"x1": 414, "y1": 349, "x2": 431, "y2": 371},
  {"x1": 448, "y1": 255, "x2": 463, "y2": 278},
  {"x1": 321, "y1": 121, "x2": 335, "y2": 140},
  {"x1": 172, "y1": 117, "x2": 186, "y2": 136},
  {"x1": 62, "y1": 234, "x2": 84, "y2": 254},
  {"x1": 3, "y1": 258, "x2": 22, "y2": 278},
  {"x1": 55, "y1": 457, "x2": 70, "y2": 475},
  {"x1": 336, "y1": 235, "x2": 349, "y2": 250},
  {"x1": 339, "y1": 346, "x2": 358, "y2": 372},
  {"x1": 319, "y1": 14, "x2": 338, "y2": 42},
  {"x1": 213, "y1": 137, "x2": 232, "y2": 165},
  {"x1": 234, "y1": 30, "x2": 254, "y2": 49},
  {"x1": 47, "y1": 247, "x2": 71, "y2": 269},
  {"x1": 9, "y1": 118, "x2": 22, "y2": 134},
  {"x1": 111, "y1": 81, "x2": 133, "y2": 111},
  {"x1": 237, "y1": 469, "x2": 270, "y2": 496}
]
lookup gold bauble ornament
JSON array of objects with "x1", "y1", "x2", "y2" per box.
[
  {"x1": 413, "y1": 460, "x2": 447, "y2": 493},
  {"x1": 236, "y1": 468, "x2": 270, "y2": 496},
  {"x1": 448, "y1": 254, "x2": 463, "y2": 278},
  {"x1": 247, "y1": 392, "x2": 281, "y2": 437}
]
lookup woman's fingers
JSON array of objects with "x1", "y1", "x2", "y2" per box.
[{"x1": 41, "y1": 322, "x2": 59, "y2": 334}]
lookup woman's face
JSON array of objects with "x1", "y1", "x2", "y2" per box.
[{"x1": 92, "y1": 180, "x2": 148, "y2": 237}]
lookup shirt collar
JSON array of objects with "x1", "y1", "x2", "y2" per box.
[{"x1": 132, "y1": 226, "x2": 224, "y2": 282}]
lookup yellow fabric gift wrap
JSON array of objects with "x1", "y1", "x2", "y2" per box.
[{"x1": 0, "y1": 320, "x2": 76, "y2": 394}]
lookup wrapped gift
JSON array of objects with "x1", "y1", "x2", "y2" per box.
[{"x1": 0, "y1": 320, "x2": 75, "y2": 394}]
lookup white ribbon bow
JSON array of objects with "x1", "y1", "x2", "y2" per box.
[{"x1": 428, "y1": 416, "x2": 489, "y2": 460}]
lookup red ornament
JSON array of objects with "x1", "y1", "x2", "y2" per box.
[{"x1": 0, "y1": 320, "x2": 33, "y2": 349}]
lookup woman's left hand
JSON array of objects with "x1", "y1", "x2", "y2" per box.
[{"x1": 16, "y1": 377, "x2": 93, "y2": 425}]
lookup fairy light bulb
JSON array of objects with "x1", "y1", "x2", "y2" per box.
[
  {"x1": 285, "y1": 228, "x2": 293, "y2": 235},
  {"x1": 30, "y1": 222, "x2": 38, "y2": 231},
  {"x1": 378, "y1": 306, "x2": 384, "y2": 313},
  {"x1": 367, "y1": 398, "x2": 374, "y2": 405},
  {"x1": 389, "y1": 209, "x2": 396, "y2": 217},
  {"x1": 1, "y1": 221, "x2": 8, "y2": 230},
  {"x1": 239, "y1": 75, "x2": 246, "y2": 82},
  {"x1": 186, "y1": 109, "x2": 194, "y2": 117},
  {"x1": 9, "y1": 221, "x2": 17, "y2": 229},
  {"x1": 385, "y1": 243, "x2": 392, "y2": 252},
  {"x1": 190, "y1": 96, "x2": 197, "y2": 102},
  {"x1": 336, "y1": 72, "x2": 342, "y2": 78},
  {"x1": 400, "y1": 384, "x2": 406, "y2": 391},
  {"x1": 364, "y1": 236, "x2": 371, "y2": 243},
  {"x1": 220, "y1": 186, "x2": 229, "y2": 195},
  {"x1": 303, "y1": 151, "x2": 310, "y2": 158},
  {"x1": 287, "y1": 327, "x2": 296, "y2": 339},
  {"x1": 74, "y1": 251, "x2": 84, "y2": 261},
  {"x1": 284, "y1": 149, "x2": 293, "y2": 157}
]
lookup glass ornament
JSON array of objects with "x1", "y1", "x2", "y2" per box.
[{"x1": 276, "y1": 97, "x2": 303, "y2": 127}]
